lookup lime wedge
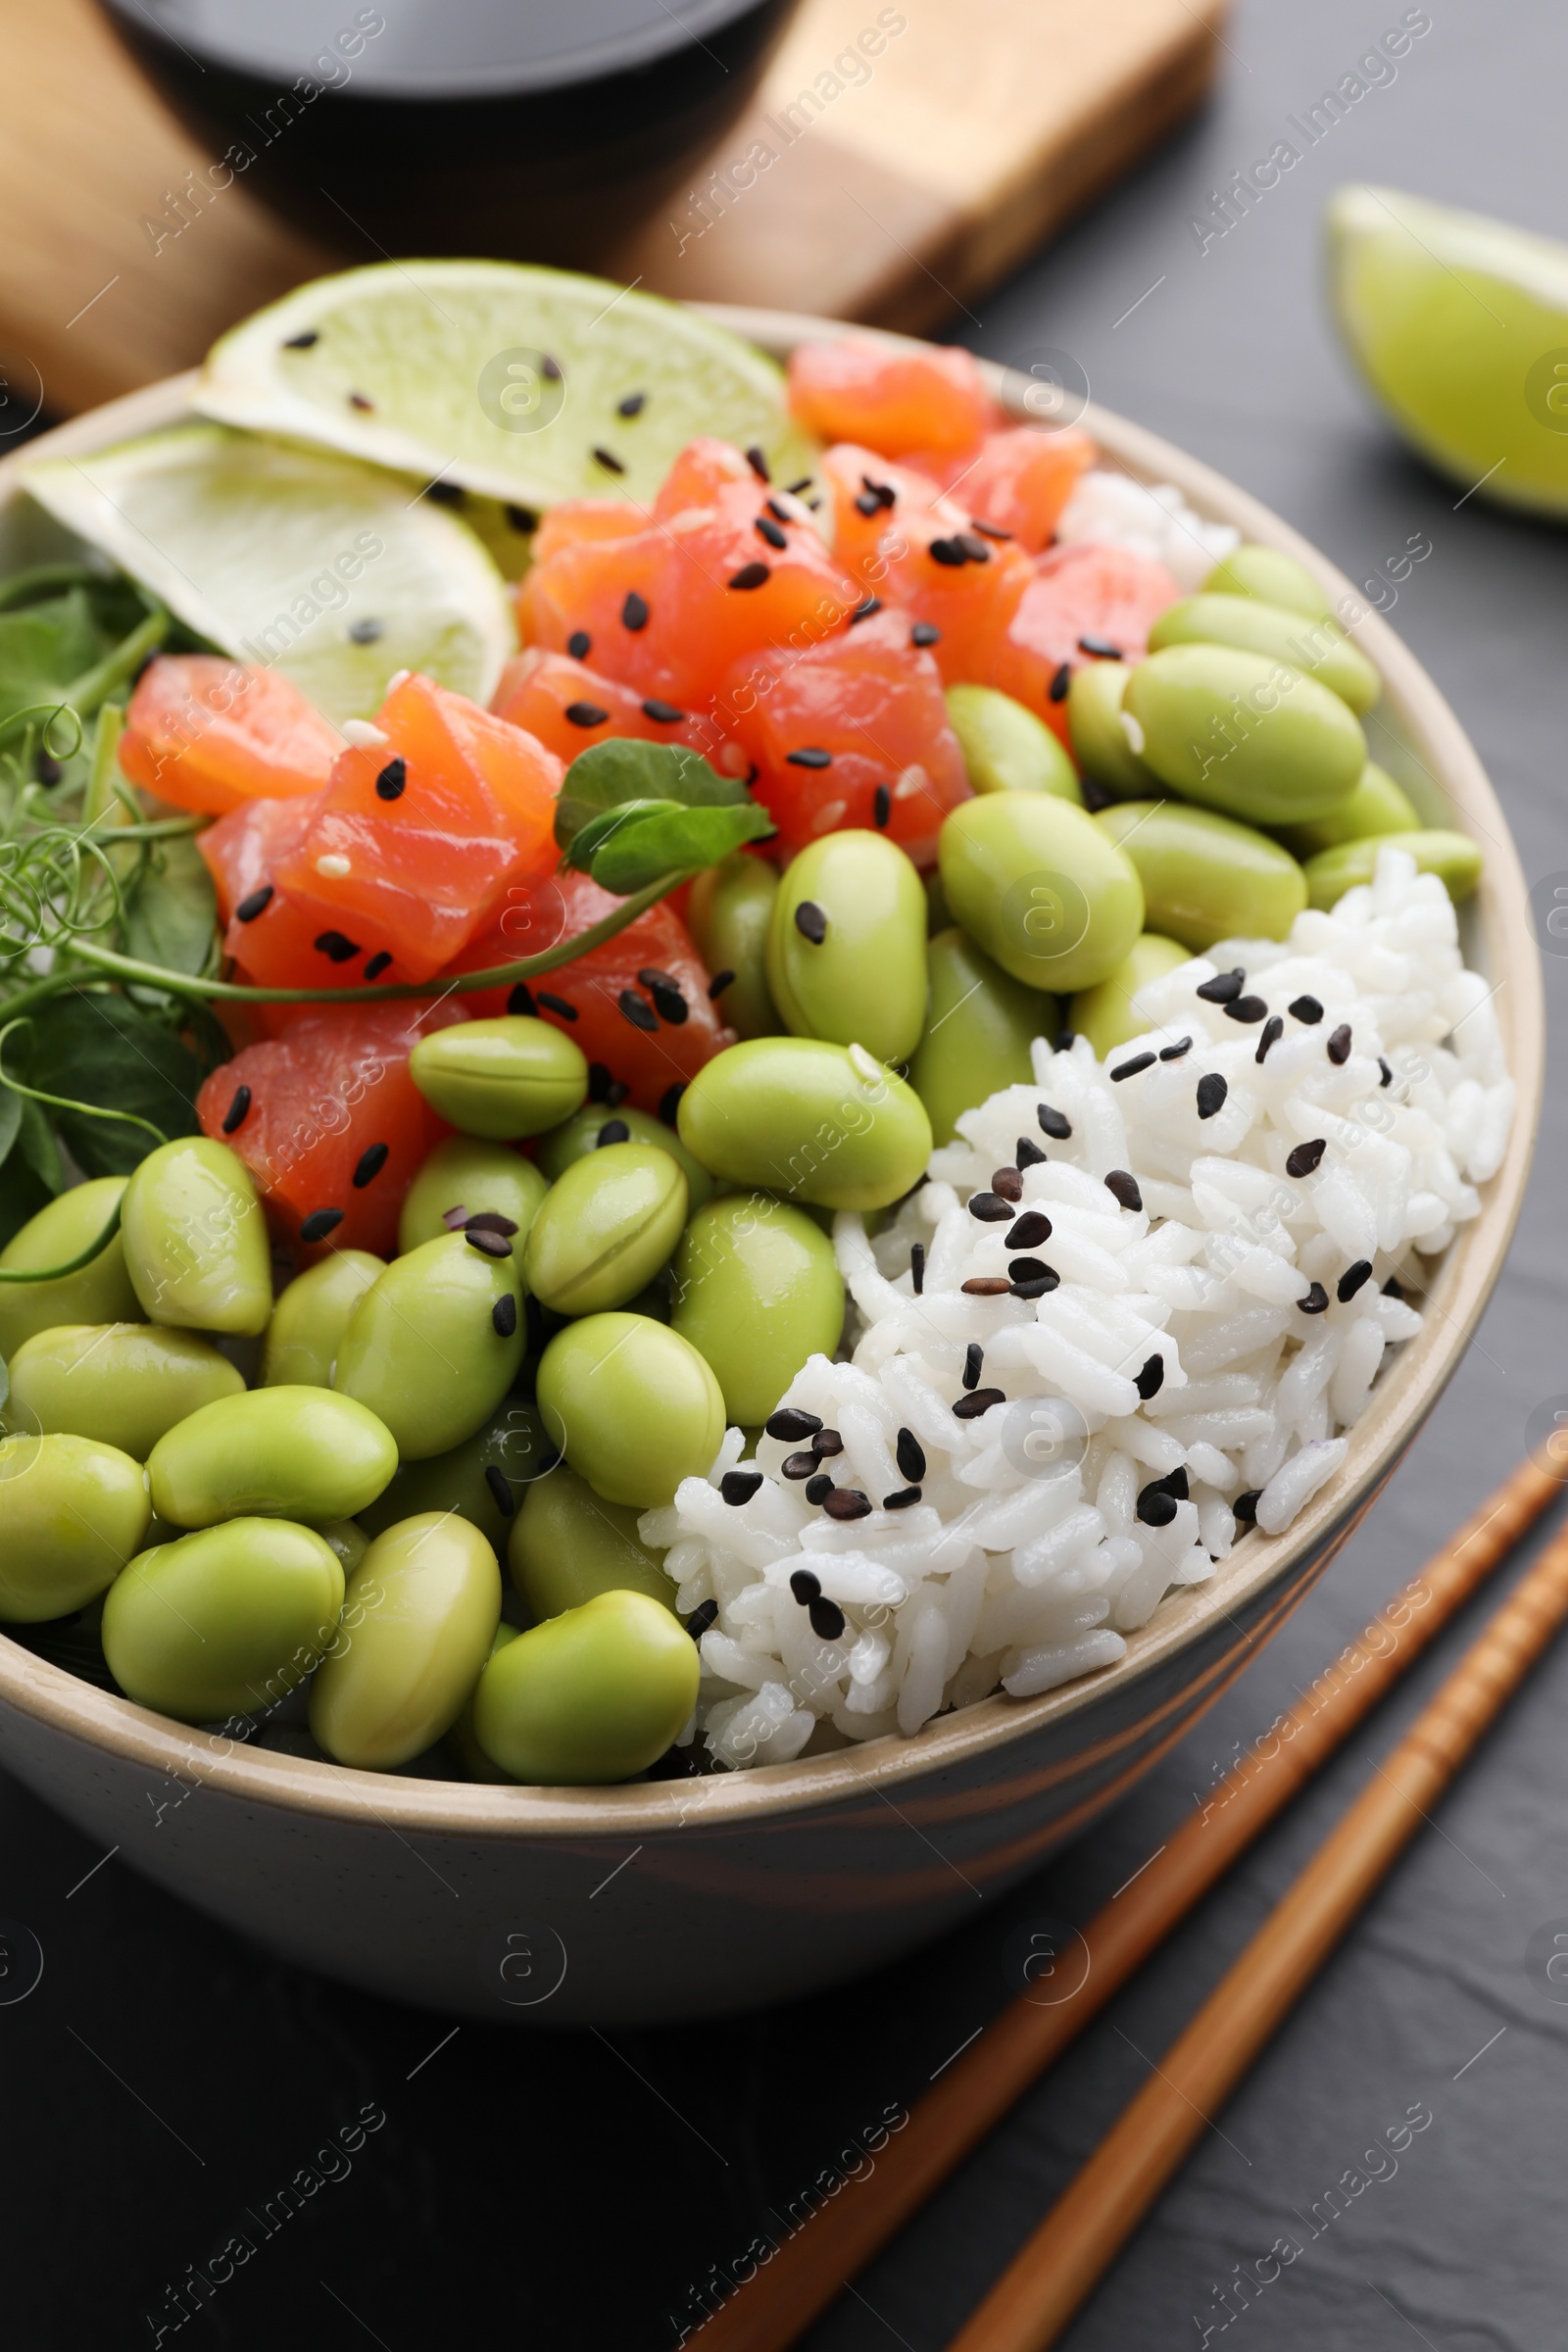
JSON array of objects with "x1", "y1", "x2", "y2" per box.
[
  {"x1": 1327, "y1": 184, "x2": 1568, "y2": 516},
  {"x1": 195, "y1": 260, "x2": 817, "y2": 509},
  {"x1": 21, "y1": 423, "x2": 514, "y2": 723}
]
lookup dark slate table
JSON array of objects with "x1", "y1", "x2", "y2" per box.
[{"x1": 6, "y1": 3, "x2": 1567, "y2": 2344}]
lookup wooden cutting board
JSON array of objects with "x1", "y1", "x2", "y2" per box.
[{"x1": 0, "y1": 0, "x2": 1228, "y2": 420}]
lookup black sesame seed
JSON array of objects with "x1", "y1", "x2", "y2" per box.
[
  {"x1": 1158, "y1": 1037, "x2": 1193, "y2": 1061},
  {"x1": 896, "y1": 1429, "x2": 927, "y2": 1484},
  {"x1": 639, "y1": 969, "x2": 688, "y2": 1024},
  {"x1": 789, "y1": 1568, "x2": 822, "y2": 1604},
  {"x1": 707, "y1": 969, "x2": 735, "y2": 1000},
  {"x1": 1111, "y1": 1051, "x2": 1156, "y2": 1081},
  {"x1": 855, "y1": 492, "x2": 883, "y2": 517},
  {"x1": 721, "y1": 1469, "x2": 763, "y2": 1507},
  {"x1": 1196, "y1": 968, "x2": 1245, "y2": 1004},
  {"x1": 860, "y1": 476, "x2": 897, "y2": 509},
  {"x1": 782, "y1": 1452, "x2": 818, "y2": 1481},
  {"x1": 992, "y1": 1168, "x2": 1024, "y2": 1202},
  {"x1": 466, "y1": 1227, "x2": 514, "y2": 1259},
  {"x1": 621, "y1": 591, "x2": 650, "y2": 631},
  {"x1": 1298, "y1": 1281, "x2": 1329, "y2": 1314},
  {"x1": 642, "y1": 699, "x2": 684, "y2": 723},
  {"x1": 819, "y1": 1494, "x2": 870, "y2": 1528},
  {"x1": 618, "y1": 990, "x2": 658, "y2": 1033},
  {"x1": 347, "y1": 617, "x2": 383, "y2": 644},
  {"x1": 492, "y1": 1295, "x2": 517, "y2": 1339},
  {"x1": 1327, "y1": 1024, "x2": 1352, "y2": 1064},
  {"x1": 1007, "y1": 1210, "x2": 1053, "y2": 1249},
  {"x1": 728, "y1": 562, "x2": 770, "y2": 590},
  {"x1": 953, "y1": 1388, "x2": 1006, "y2": 1419},
  {"x1": 1037, "y1": 1102, "x2": 1072, "y2": 1140},
  {"x1": 962, "y1": 1342, "x2": 984, "y2": 1392},
  {"x1": 811, "y1": 1429, "x2": 844, "y2": 1460},
  {"x1": 1135, "y1": 1353, "x2": 1165, "y2": 1399},
  {"x1": 1379, "y1": 1057, "x2": 1394, "y2": 1089},
  {"x1": 466, "y1": 1212, "x2": 518, "y2": 1238},
  {"x1": 593, "y1": 447, "x2": 625, "y2": 474},
  {"x1": 928, "y1": 536, "x2": 966, "y2": 566},
  {"x1": 565, "y1": 700, "x2": 609, "y2": 728},
  {"x1": 315, "y1": 930, "x2": 361, "y2": 963},
  {"x1": 1255, "y1": 1015, "x2": 1284, "y2": 1062},
  {"x1": 353, "y1": 1142, "x2": 389, "y2": 1189},
  {"x1": 508, "y1": 505, "x2": 540, "y2": 535},
  {"x1": 961, "y1": 1277, "x2": 1013, "y2": 1297},
  {"x1": 745, "y1": 444, "x2": 770, "y2": 482},
  {"x1": 910, "y1": 621, "x2": 942, "y2": 648},
  {"x1": 617, "y1": 391, "x2": 647, "y2": 417},
  {"x1": 1016, "y1": 1137, "x2": 1048, "y2": 1168},
  {"x1": 1224, "y1": 996, "x2": 1268, "y2": 1025},
  {"x1": 605, "y1": 1080, "x2": 629, "y2": 1107},
  {"x1": 235, "y1": 884, "x2": 274, "y2": 923},
  {"x1": 300, "y1": 1208, "x2": 344, "y2": 1244},
  {"x1": 786, "y1": 477, "x2": 813, "y2": 495},
  {"x1": 1104, "y1": 1170, "x2": 1143, "y2": 1212},
  {"x1": 1007, "y1": 1255, "x2": 1052, "y2": 1284},
  {"x1": 221, "y1": 1085, "x2": 251, "y2": 1135},
  {"x1": 955, "y1": 532, "x2": 992, "y2": 564},
  {"x1": 762, "y1": 498, "x2": 793, "y2": 524},
  {"x1": 283, "y1": 330, "x2": 318, "y2": 349},
  {"x1": 425, "y1": 479, "x2": 465, "y2": 506},
  {"x1": 909, "y1": 1242, "x2": 925, "y2": 1295},
  {"x1": 539, "y1": 356, "x2": 562, "y2": 381},
  {"x1": 1286, "y1": 1137, "x2": 1327, "y2": 1178},
  {"x1": 804, "y1": 1473, "x2": 835, "y2": 1505},
  {"x1": 1233, "y1": 1490, "x2": 1261, "y2": 1524},
  {"x1": 685, "y1": 1598, "x2": 718, "y2": 1639},
  {"x1": 1078, "y1": 634, "x2": 1123, "y2": 659},
  {"x1": 348, "y1": 391, "x2": 373, "y2": 412},
  {"x1": 786, "y1": 747, "x2": 832, "y2": 768},
  {"x1": 364, "y1": 952, "x2": 393, "y2": 982},
  {"x1": 808, "y1": 1596, "x2": 849, "y2": 1639},
  {"x1": 1197, "y1": 1072, "x2": 1229, "y2": 1119},
  {"x1": 969, "y1": 517, "x2": 1013, "y2": 540},
  {"x1": 851, "y1": 597, "x2": 883, "y2": 625},
  {"x1": 766, "y1": 1404, "x2": 823, "y2": 1442},
  {"x1": 1048, "y1": 662, "x2": 1072, "y2": 704},
  {"x1": 1137, "y1": 1484, "x2": 1179, "y2": 1527},
  {"x1": 597, "y1": 1118, "x2": 631, "y2": 1147},
  {"x1": 537, "y1": 991, "x2": 578, "y2": 1021},
  {"x1": 873, "y1": 782, "x2": 891, "y2": 828},
  {"x1": 374, "y1": 757, "x2": 406, "y2": 801},
  {"x1": 1011, "y1": 1268, "x2": 1060, "y2": 1299},
  {"x1": 754, "y1": 514, "x2": 787, "y2": 551},
  {"x1": 968, "y1": 1192, "x2": 1013, "y2": 1222},
  {"x1": 508, "y1": 982, "x2": 536, "y2": 1016},
  {"x1": 883, "y1": 1487, "x2": 922, "y2": 1509},
  {"x1": 659, "y1": 1083, "x2": 687, "y2": 1125},
  {"x1": 794, "y1": 900, "x2": 828, "y2": 944},
  {"x1": 484, "y1": 1464, "x2": 516, "y2": 1517},
  {"x1": 1338, "y1": 1259, "x2": 1374, "y2": 1302},
  {"x1": 566, "y1": 629, "x2": 592, "y2": 660},
  {"x1": 1290, "y1": 995, "x2": 1323, "y2": 1024}
]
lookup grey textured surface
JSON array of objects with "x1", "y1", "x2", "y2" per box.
[{"x1": 4, "y1": 4, "x2": 1567, "y2": 2345}]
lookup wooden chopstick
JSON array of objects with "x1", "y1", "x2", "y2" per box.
[
  {"x1": 948, "y1": 1486, "x2": 1568, "y2": 2352},
  {"x1": 693, "y1": 1455, "x2": 1559, "y2": 2352}
]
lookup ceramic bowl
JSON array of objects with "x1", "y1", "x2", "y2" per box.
[{"x1": 0, "y1": 310, "x2": 1541, "y2": 2025}]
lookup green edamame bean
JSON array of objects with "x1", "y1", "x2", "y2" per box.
[
  {"x1": 1066, "y1": 661, "x2": 1158, "y2": 800},
  {"x1": 0, "y1": 1432, "x2": 150, "y2": 1621},
  {"x1": 1095, "y1": 800, "x2": 1307, "y2": 952},
  {"x1": 333, "y1": 1231, "x2": 524, "y2": 1459},
  {"x1": 1068, "y1": 934, "x2": 1192, "y2": 1060},
  {"x1": 452, "y1": 1622, "x2": 522, "y2": 1782},
  {"x1": 397, "y1": 1137, "x2": 549, "y2": 1254},
  {"x1": 408, "y1": 1016, "x2": 588, "y2": 1140},
  {"x1": 678, "y1": 1038, "x2": 932, "y2": 1212},
  {"x1": 471, "y1": 1589, "x2": 699, "y2": 1785},
  {"x1": 938, "y1": 791, "x2": 1144, "y2": 996},
  {"x1": 318, "y1": 1520, "x2": 369, "y2": 1576},
  {"x1": 534, "y1": 1102, "x2": 716, "y2": 1208},
  {"x1": 1303, "y1": 829, "x2": 1482, "y2": 910},
  {"x1": 261, "y1": 1250, "x2": 383, "y2": 1389},
  {"x1": 4, "y1": 1323, "x2": 243, "y2": 1458},
  {"x1": 1281, "y1": 761, "x2": 1421, "y2": 858},
  {"x1": 1202, "y1": 543, "x2": 1332, "y2": 619},
  {"x1": 907, "y1": 929, "x2": 1053, "y2": 1148},
  {"x1": 686, "y1": 854, "x2": 784, "y2": 1040},
  {"x1": 147, "y1": 1387, "x2": 398, "y2": 1529},
  {"x1": 0, "y1": 1178, "x2": 141, "y2": 1361},
  {"x1": 121, "y1": 1137, "x2": 272, "y2": 1337},
  {"x1": 509, "y1": 1465, "x2": 675, "y2": 1621},
  {"x1": 767, "y1": 829, "x2": 928, "y2": 1064},
  {"x1": 536, "y1": 1313, "x2": 724, "y2": 1508},
  {"x1": 670, "y1": 1194, "x2": 843, "y2": 1425},
  {"x1": 523, "y1": 1143, "x2": 687, "y2": 1316},
  {"x1": 308, "y1": 1512, "x2": 501, "y2": 1770},
  {"x1": 1147, "y1": 594, "x2": 1380, "y2": 714},
  {"x1": 103, "y1": 1519, "x2": 344, "y2": 1724},
  {"x1": 1124, "y1": 645, "x2": 1365, "y2": 826},
  {"x1": 946, "y1": 684, "x2": 1082, "y2": 802},
  {"x1": 358, "y1": 1395, "x2": 557, "y2": 1551}
]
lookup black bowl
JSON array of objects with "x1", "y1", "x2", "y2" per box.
[{"x1": 97, "y1": 0, "x2": 803, "y2": 270}]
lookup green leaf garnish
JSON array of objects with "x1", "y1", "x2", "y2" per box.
[
  {"x1": 555, "y1": 737, "x2": 753, "y2": 850},
  {"x1": 574, "y1": 800, "x2": 774, "y2": 895}
]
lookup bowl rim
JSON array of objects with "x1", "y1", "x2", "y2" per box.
[{"x1": 0, "y1": 307, "x2": 1542, "y2": 1840}]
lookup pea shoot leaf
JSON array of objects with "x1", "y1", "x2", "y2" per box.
[
  {"x1": 27, "y1": 994, "x2": 202, "y2": 1178},
  {"x1": 554, "y1": 737, "x2": 753, "y2": 851},
  {"x1": 123, "y1": 835, "x2": 219, "y2": 982},
  {"x1": 567, "y1": 798, "x2": 774, "y2": 895}
]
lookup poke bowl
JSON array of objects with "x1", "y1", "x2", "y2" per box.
[{"x1": 0, "y1": 275, "x2": 1540, "y2": 2026}]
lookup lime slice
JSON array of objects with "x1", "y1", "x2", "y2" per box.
[
  {"x1": 1327, "y1": 183, "x2": 1568, "y2": 516},
  {"x1": 195, "y1": 260, "x2": 817, "y2": 509},
  {"x1": 21, "y1": 423, "x2": 514, "y2": 724}
]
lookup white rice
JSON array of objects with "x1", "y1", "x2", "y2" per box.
[
  {"x1": 1054, "y1": 468, "x2": 1241, "y2": 591},
  {"x1": 643, "y1": 846, "x2": 1514, "y2": 1769}
]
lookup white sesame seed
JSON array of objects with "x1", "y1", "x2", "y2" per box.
[
  {"x1": 316, "y1": 853, "x2": 352, "y2": 878},
  {"x1": 341, "y1": 719, "x2": 389, "y2": 748},
  {"x1": 848, "y1": 1043, "x2": 882, "y2": 1085}
]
